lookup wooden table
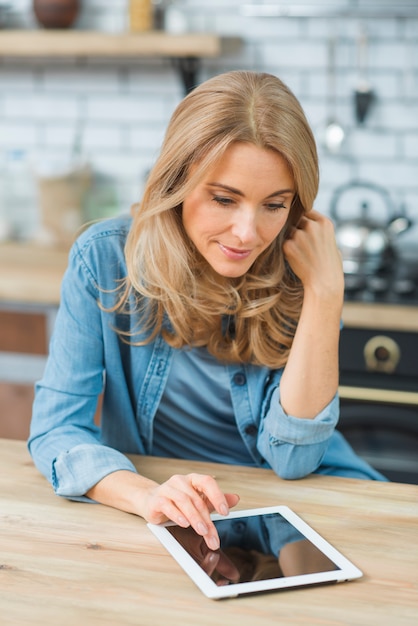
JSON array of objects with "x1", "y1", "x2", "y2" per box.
[{"x1": 1, "y1": 440, "x2": 417, "y2": 625}]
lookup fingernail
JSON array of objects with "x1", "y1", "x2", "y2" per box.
[
  {"x1": 208, "y1": 536, "x2": 220, "y2": 550},
  {"x1": 197, "y1": 522, "x2": 208, "y2": 535},
  {"x1": 219, "y1": 503, "x2": 228, "y2": 516}
]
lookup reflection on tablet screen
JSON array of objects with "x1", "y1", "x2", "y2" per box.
[{"x1": 167, "y1": 512, "x2": 340, "y2": 586}]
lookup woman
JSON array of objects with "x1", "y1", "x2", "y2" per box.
[{"x1": 28, "y1": 71, "x2": 385, "y2": 552}]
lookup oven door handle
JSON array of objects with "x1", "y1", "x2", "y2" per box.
[{"x1": 339, "y1": 385, "x2": 418, "y2": 406}]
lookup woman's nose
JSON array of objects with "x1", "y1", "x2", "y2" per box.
[{"x1": 230, "y1": 208, "x2": 258, "y2": 244}]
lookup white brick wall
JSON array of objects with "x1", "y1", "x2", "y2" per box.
[{"x1": 0, "y1": 0, "x2": 417, "y2": 244}]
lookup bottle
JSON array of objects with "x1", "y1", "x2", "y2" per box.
[
  {"x1": 164, "y1": 2, "x2": 188, "y2": 33},
  {"x1": 2, "y1": 149, "x2": 38, "y2": 241},
  {"x1": 152, "y1": 0, "x2": 167, "y2": 30},
  {"x1": 129, "y1": 0, "x2": 153, "y2": 32},
  {"x1": 0, "y1": 155, "x2": 13, "y2": 241}
]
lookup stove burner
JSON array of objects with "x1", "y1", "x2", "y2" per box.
[
  {"x1": 344, "y1": 259, "x2": 418, "y2": 304},
  {"x1": 344, "y1": 274, "x2": 367, "y2": 292},
  {"x1": 366, "y1": 275, "x2": 389, "y2": 293},
  {"x1": 392, "y1": 277, "x2": 416, "y2": 296}
]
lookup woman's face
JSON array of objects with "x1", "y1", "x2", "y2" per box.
[{"x1": 182, "y1": 142, "x2": 295, "y2": 278}]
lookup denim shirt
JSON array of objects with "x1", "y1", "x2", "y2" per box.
[{"x1": 28, "y1": 217, "x2": 385, "y2": 500}]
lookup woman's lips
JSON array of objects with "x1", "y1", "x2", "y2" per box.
[{"x1": 218, "y1": 242, "x2": 252, "y2": 260}]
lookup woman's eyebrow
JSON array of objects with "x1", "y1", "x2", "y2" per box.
[
  {"x1": 207, "y1": 182, "x2": 295, "y2": 198},
  {"x1": 265, "y1": 188, "x2": 295, "y2": 199},
  {"x1": 207, "y1": 182, "x2": 244, "y2": 196}
]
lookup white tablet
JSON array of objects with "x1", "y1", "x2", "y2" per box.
[{"x1": 148, "y1": 505, "x2": 362, "y2": 599}]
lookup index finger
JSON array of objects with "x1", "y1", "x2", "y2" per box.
[{"x1": 189, "y1": 473, "x2": 232, "y2": 517}]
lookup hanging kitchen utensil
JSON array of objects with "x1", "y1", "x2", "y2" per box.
[
  {"x1": 324, "y1": 36, "x2": 345, "y2": 154},
  {"x1": 0, "y1": 3, "x2": 11, "y2": 29},
  {"x1": 329, "y1": 180, "x2": 412, "y2": 276},
  {"x1": 354, "y1": 28, "x2": 376, "y2": 124}
]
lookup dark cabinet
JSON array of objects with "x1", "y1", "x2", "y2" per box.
[{"x1": 0, "y1": 308, "x2": 50, "y2": 440}]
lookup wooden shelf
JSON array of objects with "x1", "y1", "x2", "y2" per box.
[
  {"x1": 0, "y1": 29, "x2": 240, "y2": 58},
  {"x1": 0, "y1": 29, "x2": 242, "y2": 92}
]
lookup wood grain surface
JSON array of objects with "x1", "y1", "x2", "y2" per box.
[
  {"x1": 0, "y1": 440, "x2": 417, "y2": 625},
  {"x1": 0, "y1": 31, "x2": 227, "y2": 58}
]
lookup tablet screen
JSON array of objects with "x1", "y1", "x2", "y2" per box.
[
  {"x1": 148, "y1": 506, "x2": 362, "y2": 598},
  {"x1": 167, "y1": 511, "x2": 340, "y2": 586}
]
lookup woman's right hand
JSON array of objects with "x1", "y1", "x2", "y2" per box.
[
  {"x1": 141, "y1": 473, "x2": 240, "y2": 551},
  {"x1": 86, "y1": 469, "x2": 239, "y2": 551}
]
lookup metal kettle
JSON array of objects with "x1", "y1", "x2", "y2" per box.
[{"x1": 329, "y1": 180, "x2": 412, "y2": 275}]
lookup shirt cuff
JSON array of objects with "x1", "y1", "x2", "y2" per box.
[
  {"x1": 52, "y1": 443, "x2": 138, "y2": 498},
  {"x1": 263, "y1": 388, "x2": 339, "y2": 446}
]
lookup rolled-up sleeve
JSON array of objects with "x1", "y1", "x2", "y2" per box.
[
  {"x1": 28, "y1": 219, "x2": 140, "y2": 500},
  {"x1": 52, "y1": 444, "x2": 138, "y2": 501},
  {"x1": 257, "y1": 387, "x2": 339, "y2": 479}
]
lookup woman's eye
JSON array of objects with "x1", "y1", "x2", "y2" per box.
[
  {"x1": 212, "y1": 195, "x2": 234, "y2": 206},
  {"x1": 266, "y1": 202, "x2": 286, "y2": 212},
  {"x1": 211, "y1": 196, "x2": 288, "y2": 211}
]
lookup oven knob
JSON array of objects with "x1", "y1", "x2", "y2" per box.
[{"x1": 363, "y1": 335, "x2": 401, "y2": 373}]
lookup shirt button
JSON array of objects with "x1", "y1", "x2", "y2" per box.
[
  {"x1": 233, "y1": 372, "x2": 246, "y2": 385},
  {"x1": 245, "y1": 424, "x2": 258, "y2": 436}
]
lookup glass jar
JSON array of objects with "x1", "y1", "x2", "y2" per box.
[{"x1": 129, "y1": 0, "x2": 153, "y2": 32}]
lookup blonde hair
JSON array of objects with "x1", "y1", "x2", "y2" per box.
[{"x1": 117, "y1": 70, "x2": 319, "y2": 368}]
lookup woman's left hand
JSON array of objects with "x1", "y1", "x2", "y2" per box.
[{"x1": 283, "y1": 210, "x2": 344, "y2": 300}]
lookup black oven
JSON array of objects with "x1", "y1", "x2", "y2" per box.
[
  {"x1": 338, "y1": 321, "x2": 418, "y2": 484},
  {"x1": 341, "y1": 253, "x2": 418, "y2": 484}
]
